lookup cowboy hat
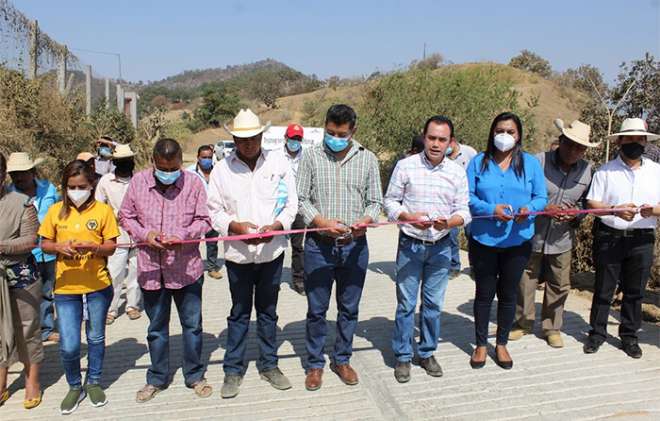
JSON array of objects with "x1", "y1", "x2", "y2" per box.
[
  {"x1": 553, "y1": 119, "x2": 599, "y2": 148},
  {"x1": 76, "y1": 152, "x2": 95, "y2": 162},
  {"x1": 606, "y1": 118, "x2": 660, "y2": 141},
  {"x1": 223, "y1": 109, "x2": 271, "y2": 139},
  {"x1": 112, "y1": 144, "x2": 135, "y2": 159},
  {"x1": 6, "y1": 152, "x2": 45, "y2": 173}
]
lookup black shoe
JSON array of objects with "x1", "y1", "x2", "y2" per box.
[
  {"x1": 470, "y1": 348, "x2": 486, "y2": 369},
  {"x1": 583, "y1": 337, "x2": 602, "y2": 354},
  {"x1": 394, "y1": 362, "x2": 411, "y2": 383},
  {"x1": 494, "y1": 351, "x2": 513, "y2": 370},
  {"x1": 419, "y1": 356, "x2": 443, "y2": 377},
  {"x1": 291, "y1": 282, "x2": 305, "y2": 296},
  {"x1": 621, "y1": 341, "x2": 642, "y2": 359}
]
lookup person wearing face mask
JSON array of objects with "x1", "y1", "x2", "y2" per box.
[
  {"x1": 445, "y1": 137, "x2": 477, "y2": 279},
  {"x1": 186, "y1": 144, "x2": 223, "y2": 280},
  {"x1": 94, "y1": 137, "x2": 118, "y2": 177},
  {"x1": 384, "y1": 116, "x2": 471, "y2": 383},
  {"x1": 281, "y1": 123, "x2": 306, "y2": 295},
  {"x1": 6, "y1": 153, "x2": 61, "y2": 344},
  {"x1": 297, "y1": 104, "x2": 383, "y2": 391},
  {"x1": 39, "y1": 160, "x2": 120, "y2": 414},
  {"x1": 119, "y1": 138, "x2": 213, "y2": 403},
  {"x1": 584, "y1": 118, "x2": 660, "y2": 359},
  {"x1": 0, "y1": 152, "x2": 43, "y2": 410},
  {"x1": 466, "y1": 112, "x2": 547, "y2": 370},
  {"x1": 509, "y1": 119, "x2": 597, "y2": 348},
  {"x1": 95, "y1": 144, "x2": 142, "y2": 325}
]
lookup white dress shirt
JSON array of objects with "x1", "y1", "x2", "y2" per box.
[
  {"x1": 207, "y1": 149, "x2": 298, "y2": 264},
  {"x1": 281, "y1": 145, "x2": 302, "y2": 180},
  {"x1": 587, "y1": 156, "x2": 660, "y2": 230},
  {"x1": 95, "y1": 172, "x2": 131, "y2": 243}
]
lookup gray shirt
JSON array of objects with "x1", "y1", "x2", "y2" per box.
[
  {"x1": 451, "y1": 143, "x2": 478, "y2": 170},
  {"x1": 531, "y1": 151, "x2": 593, "y2": 254}
]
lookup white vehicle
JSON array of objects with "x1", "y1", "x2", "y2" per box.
[{"x1": 214, "y1": 140, "x2": 236, "y2": 161}]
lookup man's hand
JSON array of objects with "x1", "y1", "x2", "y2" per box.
[
  {"x1": 315, "y1": 217, "x2": 350, "y2": 238},
  {"x1": 514, "y1": 207, "x2": 530, "y2": 223},
  {"x1": 350, "y1": 217, "x2": 373, "y2": 237},
  {"x1": 494, "y1": 204, "x2": 514, "y2": 222},
  {"x1": 433, "y1": 218, "x2": 449, "y2": 231},
  {"x1": 613, "y1": 203, "x2": 637, "y2": 221},
  {"x1": 256, "y1": 222, "x2": 284, "y2": 244},
  {"x1": 56, "y1": 240, "x2": 77, "y2": 257},
  {"x1": 160, "y1": 235, "x2": 182, "y2": 249},
  {"x1": 640, "y1": 204, "x2": 658, "y2": 219},
  {"x1": 229, "y1": 221, "x2": 260, "y2": 244},
  {"x1": 146, "y1": 231, "x2": 166, "y2": 250},
  {"x1": 544, "y1": 204, "x2": 564, "y2": 221},
  {"x1": 400, "y1": 211, "x2": 433, "y2": 230}
]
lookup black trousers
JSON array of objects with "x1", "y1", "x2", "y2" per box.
[
  {"x1": 469, "y1": 238, "x2": 532, "y2": 346},
  {"x1": 290, "y1": 214, "x2": 306, "y2": 287},
  {"x1": 589, "y1": 223, "x2": 654, "y2": 344}
]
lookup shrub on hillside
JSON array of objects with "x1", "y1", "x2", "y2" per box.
[{"x1": 509, "y1": 50, "x2": 552, "y2": 79}]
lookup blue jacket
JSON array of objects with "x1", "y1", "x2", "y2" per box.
[
  {"x1": 466, "y1": 152, "x2": 548, "y2": 248},
  {"x1": 9, "y1": 179, "x2": 60, "y2": 263}
]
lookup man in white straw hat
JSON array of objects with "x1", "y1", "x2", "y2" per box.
[
  {"x1": 95, "y1": 144, "x2": 142, "y2": 325},
  {"x1": 585, "y1": 117, "x2": 660, "y2": 359},
  {"x1": 6, "y1": 152, "x2": 61, "y2": 344},
  {"x1": 510, "y1": 119, "x2": 597, "y2": 348},
  {"x1": 208, "y1": 108, "x2": 298, "y2": 398}
]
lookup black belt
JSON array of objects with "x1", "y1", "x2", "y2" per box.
[
  {"x1": 309, "y1": 232, "x2": 354, "y2": 247},
  {"x1": 596, "y1": 221, "x2": 654, "y2": 238},
  {"x1": 401, "y1": 232, "x2": 447, "y2": 246}
]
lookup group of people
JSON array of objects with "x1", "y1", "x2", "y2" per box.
[{"x1": 0, "y1": 102, "x2": 658, "y2": 415}]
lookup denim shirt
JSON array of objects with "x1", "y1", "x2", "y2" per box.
[{"x1": 467, "y1": 152, "x2": 548, "y2": 248}]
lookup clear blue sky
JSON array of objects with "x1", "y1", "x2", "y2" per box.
[{"x1": 15, "y1": 0, "x2": 660, "y2": 83}]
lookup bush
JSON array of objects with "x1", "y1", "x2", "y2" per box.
[{"x1": 509, "y1": 50, "x2": 552, "y2": 78}]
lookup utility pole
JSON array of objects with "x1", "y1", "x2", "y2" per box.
[
  {"x1": 85, "y1": 65, "x2": 92, "y2": 116},
  {"x1": 423, "y1": 42, "x2": 426, "y2": 60},
  {"x1": 57, "y1": 45, "x2": 68, "y2": 93},
  {"x1": 29, "y1": 20, "x2": 39, "y2": 79}
]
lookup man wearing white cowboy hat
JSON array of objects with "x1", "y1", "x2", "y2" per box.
[
  {"x1": 208, "y1": 108, "x2": 298, "y2": 398},
  {"x1": 95, "y1": 144, "x2": 142, "y2": 324},
  {"x1": 510, "y1": 119, "x2": 597, "y2": 348},
  {"x1": 585, "y1": 117, "x2": 660, "y2": 358},
  {"x1": 7, "y1": 152, "x2": 61, "y2": 344}
]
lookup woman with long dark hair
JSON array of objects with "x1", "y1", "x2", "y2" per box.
[
  {"x1": 466, "y1": 112, "x2": 547, "y2": 369},
  {"x1": 39, "y1": 160, "x2": 120, "y2": 414}
]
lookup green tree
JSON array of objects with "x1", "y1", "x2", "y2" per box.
[
  {"x1": 192, "y1": 84, "x2": 241, "y2": 129},
  {"x1": 87, "y1": 103, "x2": 136, "y2": 144},
  {"x1": 612, "y1": 52, "x2": 660, "y2": 133},
  {"x1": 509, "y1": 49, "x2": 552, "y2": 78}
]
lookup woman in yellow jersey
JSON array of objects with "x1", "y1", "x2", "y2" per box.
[{"x1": 39, "y1": 160, "x2": 119, "y2": 415}]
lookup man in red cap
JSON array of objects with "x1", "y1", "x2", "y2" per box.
[{"x1": 283, "y1": 123, "x2": 306, "y2": 295}]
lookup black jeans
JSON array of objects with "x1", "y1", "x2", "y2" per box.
[
  {"x1": 290, "y1": 214, "x2": 305, "y2": 287},
  {"x1": 469, "y1": 238, "x2": 532, "y2": 346},
  {"x1": 205, "y1": 230, "x2": 221, "y2": 272},
  {"x1": 589, "y1": 224, "x2": 654, "y2": 344}
]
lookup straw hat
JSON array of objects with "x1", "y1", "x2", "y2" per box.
[
  {"x1": 76, "y1": 152, "x2": 95, "y2": 162},
  {"x1": 553, "y1": 119, "x2": 599, "y2": 148},
  {"x1": 112, "y1": 144, "x2": 135, "y2": 159},
  {"x1": 606, "y1": 118, "x2": 660, "y2": 141},
  {"x1": 223, "y1": 109, "x2": 271, "y2": 139},
  {"x1": 6, "y1": 152, "x2": 44, "y2": 173}
]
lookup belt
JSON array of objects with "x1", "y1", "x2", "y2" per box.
[
  {"x1": 401, "y1": 232, "x2": 447, "y2": 246},
  {"x1": 596, "y1": 221, "x2": 655, "y2": 238},
  {"x1": 310, "y1": 232, "x2": 354, "y2": 247}
]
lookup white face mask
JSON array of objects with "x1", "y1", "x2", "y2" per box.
[
  {"x1": 67, "y1": 189, "x2": 91, "y2": 208},
  {"x1": 494, "y1": 133, "x2": 517, "y2": 152}
]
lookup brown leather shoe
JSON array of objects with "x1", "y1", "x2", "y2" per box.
[
  {"x1": 330, "y1": 362, "x2": 359, "y2": 385},
  {"x1": 305, "y1": 368, "x2": 323, "y2": 391}
]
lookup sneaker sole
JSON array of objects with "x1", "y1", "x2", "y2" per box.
[
  {"x1": 89, "y1": 397, "x2": 108, "y2": 408},
  {"x1": 394, "y1": 374, "x2": 410, "y2": 383},
  {"x1": 61, "y1": 390, "x2": 86, "y2": 415},
  {"x1": 259, "y1": 374, "x2": 292, "y2": 390}
]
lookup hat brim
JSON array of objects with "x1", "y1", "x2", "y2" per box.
[
  {"x1": 6, "y1": 157, "x2": 44, "y2": 172},
  {"x1": 561, "y1": 130, "x2": 600, "y2": 148},
  {"x1": 112, "y1": 153, "x2": 135, "y2": 159},
  {"x1": 224, "y1": 122, "x2": 272, "y2": 139},
  {"x1": 606, "y1": 131, "x2": 660, "y2": 141}
]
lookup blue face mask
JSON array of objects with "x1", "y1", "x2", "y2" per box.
[
  {"x1": 286, "y1": 138, "x2": 302, "y2": 153},
  {"x1": 445, "y1": 146, "x2": 454, "y2": 156},
  {"x1": 324, "y1": 132, "x2": 351, "y2": 152},
  {"x1": 198, "y1": 158, "x2": 213, "y2": 171},
  {"x1": 154, "y1": 168, "x2": 181, "y2": 185},
  {"x1": 98, "y1": 146, "x2": 113, "y2": 158}
]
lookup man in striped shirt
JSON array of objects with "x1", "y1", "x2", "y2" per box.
[
  {"x1": 297, "y1": 104, "x2": 382, "y2": 391},
  {"x1": 384, "y1": 115, "x2": 471, "y2": 383}
]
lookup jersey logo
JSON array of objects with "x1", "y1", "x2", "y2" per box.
[{"x1": 86, "y1": 219, "x2": 99, "y2": 231}]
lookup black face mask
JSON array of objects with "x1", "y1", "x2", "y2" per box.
[
  {"x1": 620, "y1": 142, "x2": 645, "y2": 160},
  {"x1": 114, "y1": 159, "x2": 135, "y2": 175}
]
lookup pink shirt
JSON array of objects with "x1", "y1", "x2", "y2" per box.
[{"x1": 118, "y1": 169, "x2": 211, "y2": 290}]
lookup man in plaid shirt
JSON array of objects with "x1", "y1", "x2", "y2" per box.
[
  {"x1": 297, "y1": 104, "x2": 382, "y2": 391},
  {"x1": 384, "y1": 115, "x2": 471, "y2": 383}
]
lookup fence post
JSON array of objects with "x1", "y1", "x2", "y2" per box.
[
  {"x1": 57, "y1": 46, "x2": 67, "y2": 93},
  {"x1": 85, "y1": 65, "x2": 92, "y2": 116},
  {"x1": 105, "y1": 78, "x2": 110, "y2": 108},
  {"x1": 116, "y1": 83, "x2": 123, "y2": 111},
  {"x1": 29, "y1": 20, "x2": 39, "y2": 79}
]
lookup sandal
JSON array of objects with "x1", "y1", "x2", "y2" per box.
[
  {"x1": 136, "y1": 384, "x2": 162, "y2": 403},
  {"x1": 0, "y1": 389, "x2": 9, "y2": 406},
  {"x1": 126, "y1": 308, "x2": 142, "y2": 320},
  {"x1": 192, "y1": 378, "x2": 213, "y2": 398},
  {"x1": 24, "y1": 391, "x2": 43, "y2": 409},
  {"x1": 106, "y1": 314, "x2": 116, "y2": 325}
]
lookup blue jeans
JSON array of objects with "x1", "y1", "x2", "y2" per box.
[
  {"x1": 304, "y1": 235, "x2": 369, "y2": 369},
  {"x1": 142, "y1": 278, "x2": 204, "y2": 387},
  {"x1": 55, "y1": 286, "x2": 113, "y2": 388},
  {"x1": 392, "y1": 233, "x2": 451, "y2": 362},
  {"x1": 223, "y1": 254, "x2": 284, "y2": 375},
  {"x1": 449, "y1": 227, "x2": 461, "y2": 272},
  {"x1": 38, "y1": 260, "x2": 57, "y2": 340},
  {"x1": 205, "y1": 230, "x2": 221, "y2": 272}
]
